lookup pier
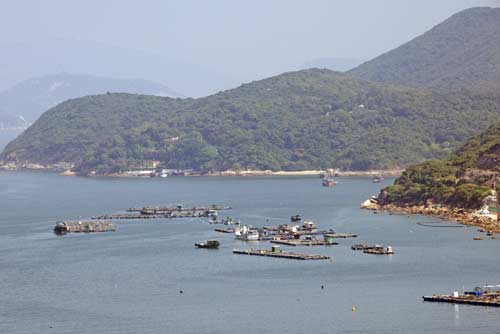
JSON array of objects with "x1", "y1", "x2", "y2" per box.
[
  {"x1": 54, "y1": 221, "x2": 116, "y2": 235},
  {"x1": 233, "y1": 248, "x2": 330, "y2": 260}
]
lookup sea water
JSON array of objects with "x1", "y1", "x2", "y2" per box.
[{"x1": 0, "y1": 171, "x2": 499, "y2": 334}]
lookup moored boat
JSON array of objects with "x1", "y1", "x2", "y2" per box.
[
  {"x1": 322, "y1": 177, "x2": 337, "y2": 187},
  {"x1": 194, "y1": 240, "x2": 220, "y2": 248}
]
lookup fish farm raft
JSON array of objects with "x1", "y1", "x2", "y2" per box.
[
  {"x1": 233, "y1": 247, "x2": 331, "y2": 260},
  {"x1": 423, "y1": 286, "x2": 500, "y2": 307},
  {"x1": 54, "y1": 221, "x2": 116, "y2": 235}
]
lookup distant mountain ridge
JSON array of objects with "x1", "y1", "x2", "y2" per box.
[
  {"x1": 350, "y1": 7, "x2": 500, "y2": 93},
  {"x1": 0, "y1": 73, "x2": 178, "y2": 126}
]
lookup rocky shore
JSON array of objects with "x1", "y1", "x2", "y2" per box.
[{"x1": 361, "y1": 198, "x2": 500, "y2": 235}]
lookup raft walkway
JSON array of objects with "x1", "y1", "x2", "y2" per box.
[
  {"x1": 127, "y1": 205, "x2": 231, "y2": 214},
  {"x1": 233, "y1": 249, "x2": 330, "y2": 260},
  {"x1": 93, "y1": 211, "x2": 216, "y2": 220},
  {"x1": 270, "y1": 239, "x2": 338, "y2": 246}
]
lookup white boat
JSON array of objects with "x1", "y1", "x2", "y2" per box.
[{"x1": 234, "y1": 225, "x2": 259, "y2": 241}]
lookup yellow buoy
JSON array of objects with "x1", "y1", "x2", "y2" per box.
[{"x1": 352, "y1": 306, "x2": 357, "y2": 312}]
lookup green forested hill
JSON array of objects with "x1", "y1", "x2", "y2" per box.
[
  {"x1": 2, "y1": 69, "x2": 500, "y2": 174},
  {"x1": 350, "y1": 7, "x2": 500, "y2": 93},
  {"x1": 380, "y1": 122, "x2": 500, "y2": 209}
]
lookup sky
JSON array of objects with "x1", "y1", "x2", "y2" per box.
[{"x1": 0, "y1": 0, "x2": 499, "y2": 96}]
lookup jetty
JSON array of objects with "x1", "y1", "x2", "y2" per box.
[
  {"x1": 423, "y1": 286, "x2": 500, "y2": 307},
  {"x1": 233, "y1": 246, "x2": 330, "y2": 260},
  {"x1": 54, "y1": 221, "x2": 116, "y2": 235}
]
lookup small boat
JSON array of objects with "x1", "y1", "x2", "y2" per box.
[
  {"x1": 372, "y1": 175, "x2": 384, "y2": 183},
  {"x1": 322, "y1": 177, "x2": 337, "y2": 187},
  {"x1": 363, "y1": 245, "x2": 394, "y2": 255},
  {"x1": 158, "y1": 169, "x2": 169, "y2": 178},
  {"x1": 290, "y1": 214, "x2": 302, "y2": 222},
  {"x1": 194, "y1": 240, "x2": 220, "y2": 248},
  {"x1": 302, "y1": 220, "x2": 317, "y2": 230}
]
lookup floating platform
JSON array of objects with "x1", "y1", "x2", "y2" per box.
[
  {"x1": 214, "y1": 227, "x2": 235, "y2": 233},
  {"x1": 270, "y1": 239, "x2": 338, "y2": 246},
  {"x1": 93, "y1": 211, "x2": 216, "y2": 220},
  {"x1": 323, "y1": 233, "x2": 357, "y2": 239},
  {"x1": 423, "y1": 294, "x2": 500, "y2": 307},
  {"x1": 233, "y1": 248, "x2": 330, "y2": 260},
  {"x1": 127, "y1": 205, "x2": 231, "y2": 214},
  {"x1": 54, "y1": 221, "x2": 116, "y2": 235}
]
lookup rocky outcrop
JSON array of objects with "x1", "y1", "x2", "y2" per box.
[{"x1": 361, "y1": 198, "x2": 500, "y2": 234}]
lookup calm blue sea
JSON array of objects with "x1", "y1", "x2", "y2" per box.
[{"x1": 0, "y1": 171, "x2": 499, "y2": 334}]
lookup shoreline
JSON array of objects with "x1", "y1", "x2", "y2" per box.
[
  {"x1": 205, "y1": 169, "x2": 403, "y2": 177},
  {"x1": 0, "y1": 163, "x2": 404, "y2": 178},
  {"x1": 361, "y1": 199, "x2": 500, "y2": 235}
]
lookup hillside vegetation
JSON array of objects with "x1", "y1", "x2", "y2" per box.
[
  {"x1": 350, "y1": 7, "x2": 500, "y2": 93},
  {"x1": 379, "y1": 123, "x2": 500, "y2": 209},
  {"x1": 2, "y1": 69, "x2": 500, "y2": 175}
]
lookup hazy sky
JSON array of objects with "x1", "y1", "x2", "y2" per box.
[{"x1": 0, "y1": 0, "x2": 499, "y2": 95}]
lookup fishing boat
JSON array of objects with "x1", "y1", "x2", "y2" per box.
[
  {"x1": 322, "y1": 177, "x2": 337, "y2": 187},
  {"x1": 372, "y1": 174, "x2": 384, "y2": 183},
  {"x1": 194, "y1": 240, "x2": 220, "y2": 248}
]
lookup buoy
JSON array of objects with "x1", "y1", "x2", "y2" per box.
[
  {"x1": 179, "y1": 290, "x2": 183, "y2": 294},
  {"x1": 352, "y1": 306, "x2": 356, "y2": 312},
  {"x1": 321, "y1": 285, "x2": 324, "y2": 289}
]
